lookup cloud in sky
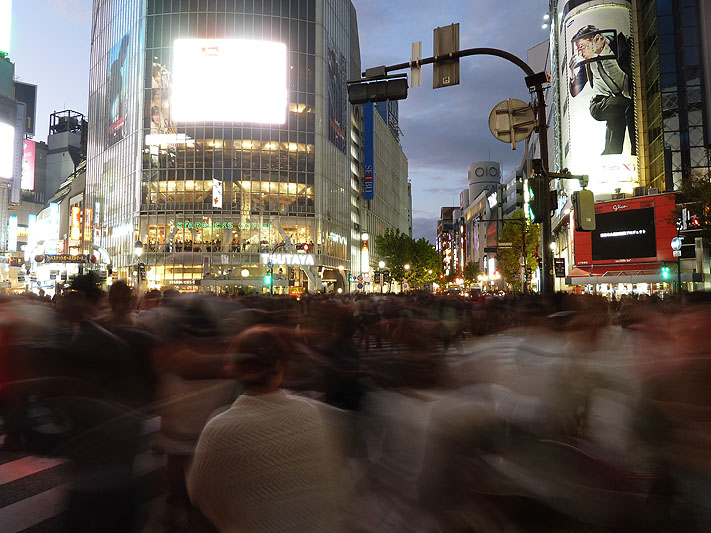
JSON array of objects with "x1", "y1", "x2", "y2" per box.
[
  {"x1": 353, "y1": 0, "x2": 550, "y2": 239},
  {"x1": 10, "y1": 0, "x2": 549, "y2": 244}
]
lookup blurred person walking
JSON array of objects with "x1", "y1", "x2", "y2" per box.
[{"x1": 187, "y1": 325, "x2": 341, "y2": 532}]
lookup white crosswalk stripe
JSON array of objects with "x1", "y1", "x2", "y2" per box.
[{"x1": 0, "y1": 416, "x2": 166, "y2": 532}]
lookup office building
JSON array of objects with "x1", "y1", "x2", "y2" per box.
[{"x1": 86, "y1": 0, "x2": 408, "y2": 293}]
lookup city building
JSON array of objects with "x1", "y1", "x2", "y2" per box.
[
  {"x1": 45, "y1": 110, "x2": 87, "y2": 204},
  {"x1": 86, "y1": 0, "x2": 408, "y2": 294},
  {"x1": 436, "y1": 206, "x2": 457, "y2": 279},
  {"x1": 538, "y1": 0, "x2": 711, "y2": 293},
  {"x1": 360, "y1": 100, "x2": 410, "y2": 286}
]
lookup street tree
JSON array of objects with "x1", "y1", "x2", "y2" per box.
[
  {"x1": 497, "y1": 210, "x2": 541, "y2": 293},
  {"x1": 462, "y1": 261, "x2": 480, "y2": 285},
  {"x1": 375, "y1": 229, "x2": 440, "y2": 285}
]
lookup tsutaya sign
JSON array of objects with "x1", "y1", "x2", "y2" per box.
[{"x1": 261, "y1": 253, "x2": 315, "y2": 266}]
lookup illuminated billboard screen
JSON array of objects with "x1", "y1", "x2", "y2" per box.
[
  {"x1": 21, "y1": 139, "x2": 35, "y2": 190},
  {"x1": 171, "y1": 39, "x2": 287, "y2": 124},
  {"x1": 591, "y1": 207, "x2": 656, "y2": 261},
  {"x1": 0, "y1": 121, "x2": 14, "y2": 180},
  {"x1": 559, "y1": 1, "x2": 637, "y2": 196},
  {"x1": 105, "y1": 32, "x2": 131, "y2": 147},
  {"x1": 151, "y1": 61, "x2": 175, "y2": 134}
]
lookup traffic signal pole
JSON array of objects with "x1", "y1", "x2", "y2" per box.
[{"x1": 355, "y1": 47, "x2": 555, "y2": 295}]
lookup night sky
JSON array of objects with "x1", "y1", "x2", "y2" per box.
[{"x1": 9, "y1": 0, "x2": 549, "y2": 243}]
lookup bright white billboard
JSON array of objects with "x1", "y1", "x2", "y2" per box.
[
  {"x1": 560, "y1": 0, "x2": 638, "y2": 197},
  {"x1": 0, "y1": 121, "x2": 14, "y2": 180},
  {"x1": 171, "y1": 39, "x2": 287, "y2": 124}
]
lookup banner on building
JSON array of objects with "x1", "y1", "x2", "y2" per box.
[
  {"x1": 105, "y1": 31, "x2": 131, "y2": 147},
  {"x1": 212, "y1": 178, "x2": 223, "y2": 208},
  {"x1": 70, "y1": 206, "x2": 82, "y2": 241},
  {"x1": 7, "y1": 214, "x2": 17, "y2": 252},
  {"x1": 560, "y1": 0, "x2": 637, "y2": 196},
  {"x1": 14, "y1": 82, "x2": 37, "y2": 136},
  {"x1": 363, "y1": 103, "x2": 374, "y2": 200},
  {"x1": 21, "y1": 139, "x2": 35, "y2": 190}
]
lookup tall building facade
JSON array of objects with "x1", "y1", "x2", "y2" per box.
[
  {"x1": 635, "y1": 0, "x2": 711, "y2": 192},
  {"x1": 86, "y1": 0, "x2": 397, "y2": 293},
  {"x1": 361, "y1": 100, "x2": 409, "y2": 265}
]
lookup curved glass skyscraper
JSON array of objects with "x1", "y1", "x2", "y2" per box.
[{"x1": 87, "y1": 0, "x2": 374, "y2": 293}]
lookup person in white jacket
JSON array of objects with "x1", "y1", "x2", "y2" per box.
[{"x1": 187, "y1": 325, "x2": 341, "y2": 532}]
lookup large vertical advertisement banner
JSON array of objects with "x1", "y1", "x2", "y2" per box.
[
  {"x1": 105, "y1": 32, "x2": 131, "y2": 147},
  {"x1": 21, "y1": 139, "x2": 35, "y2": 190},
  {"x1": 363, "y1": 103, "x2": 374, "y2": 200},
  {"x1": 560, "y1": 0, "x2": 637, "y2": 196},
  {"x1": 327, "y1": 40, "x2": 346, "y2": 153},
  {"x1": 150, "y1": 62, "x2": 175, "y2": 134}
]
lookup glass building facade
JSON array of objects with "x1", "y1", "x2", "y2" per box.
[
  {"x1": 87, "y1": 0, "x2": 371, "y2": 292},
  {"x1": 636, "y1": 0, "x2": 710, "y2": 191}
]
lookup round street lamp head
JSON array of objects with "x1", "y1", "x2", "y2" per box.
[
  {"x1": 428, "y1": 269, "x2": 432, "y2": 274},
  {"x1": 134, "y1": 240, "x2": 144, "y2": 257},
  {"x1": 404, "y1": 263, "x2": 410, "y2": 271},
  {"x1": 378, "y1": 260, "x2": 385, "y2": 269},
  {"x1": 241, "y1": 268, "x2": 250, "y2": 277},
  {"x1": 361, "y1": 232, "x2": 369, "y2": 241}
]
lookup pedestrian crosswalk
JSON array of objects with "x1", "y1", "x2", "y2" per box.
[{"x1": 0, "y1": 416, "x2": 167, "y2": 532}]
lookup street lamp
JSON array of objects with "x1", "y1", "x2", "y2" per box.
[
  {"x1": 241, "y1": 268, "x2": 250, "y2": 277},
  {"x1": 134, "y1": 240, "x2": 144, "y2": 288},
  {"x1": 404, "y1": 263, "x2": 410, "y2": 271},
  {"x1": 377, "y1": 261, "x2": 386, "y2": 294}
]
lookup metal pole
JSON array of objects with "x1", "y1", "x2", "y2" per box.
[
  {"x1": 522, "y1": 220, "x2": 527, "y2": 295},
  {"x1": 677, "y1": 224, "x2": 682, "y2": 295},
  {"x1": 535, "y1": 85, "x2": 554, "y2": 296}
]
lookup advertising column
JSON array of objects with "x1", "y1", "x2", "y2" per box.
[{"x1": 559, "y1": 0, "x2": 638, "y2": 197}]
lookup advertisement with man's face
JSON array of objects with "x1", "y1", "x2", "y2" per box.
[
  {"x1": 560, "y1": 1, "x2": 637, "y2": 196},
  {"x1": 105, "y1": 32, "x2": 131, "y2": 147},
  {"x1": 151, "y1": 62, "x2": 175, "y2": 134},
  {"x1": 327, "y1": 41, "x2": 347, "y2": 153}
]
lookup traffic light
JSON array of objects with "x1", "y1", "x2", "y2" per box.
[
  {"x1": 572, "y1": 190, "x2": 596, "y2": 231},
  {"x1": 264, "y1": 273, "x2": 272, "y2": 285},
  {"x1": 347, "y1": 77, "x2": 409, "y2": 105},
  {"x1": 529, "y1": 176, "x2": 547, "y2": 223},
  {"x1": 661, "y1": 265, "x2": 671, "y2": 280}
]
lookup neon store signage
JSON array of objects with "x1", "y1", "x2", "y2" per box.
[
  {"x1": 176, "y1": 221, "x2": 273, "y2": 230},
  {"x1": 261, "y1": 253, "x2": 315, "y2": 266}
]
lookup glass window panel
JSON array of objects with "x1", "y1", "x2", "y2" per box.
[{"x1": 684, "y1": 46, "x2": 699, "y2": 65}]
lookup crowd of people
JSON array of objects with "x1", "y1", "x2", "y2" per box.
[{"x1": 1, "y1": 275, "x2": 711, "y2": 532}]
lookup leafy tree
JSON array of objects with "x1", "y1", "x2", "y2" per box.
[
  {"x1": 496, "y1": 210, "x2": 541, "y2": 293},
  {"x1": 375, "y1": 229, "x2": 440, "y2": 286},
  {"x1": 462, "y1": 261, "x2": 480, "y2": 285},
  {"x1": 407, "y1": 237, "x2": 441, "y2": 287}
]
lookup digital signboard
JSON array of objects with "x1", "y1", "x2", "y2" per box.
[
  {"x1": 0, "y1": 121, "x2": 14, "y2": 180},
  {"x1": 591, "y1": 207, "x2": 656, "y2": 261},
  {"x1": 171, "y1": 39, "x2": 287, "y2": 124},
  {"x1": 21, "y1": 139, "x2": 35, "y2": 190}
]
